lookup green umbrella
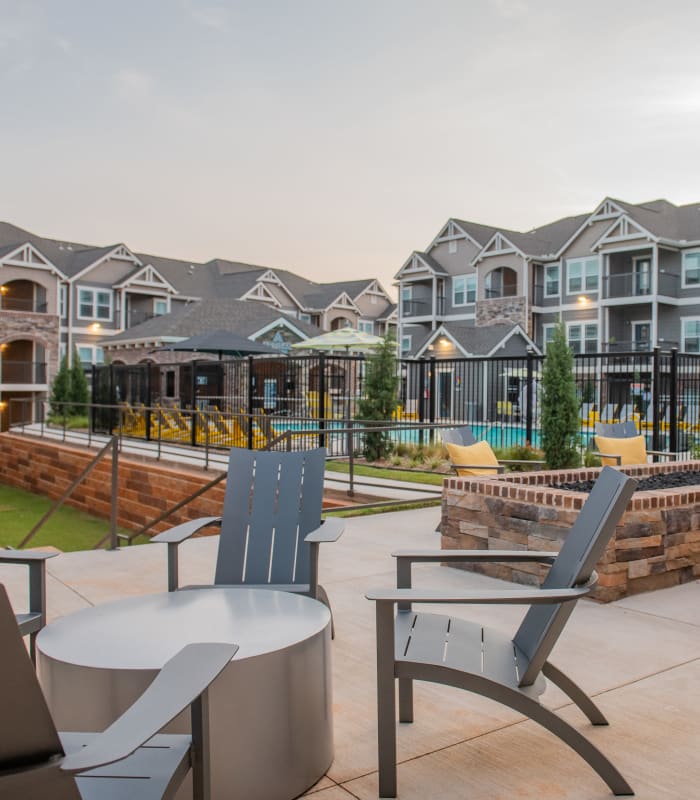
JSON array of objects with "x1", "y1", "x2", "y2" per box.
[{"x1": 291, "y1": 328, "x2": 384, "y2": 353}]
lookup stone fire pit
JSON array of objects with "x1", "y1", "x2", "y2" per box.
[{"x1": 441, "y1": 461, "x2": 700, "y2": 601}]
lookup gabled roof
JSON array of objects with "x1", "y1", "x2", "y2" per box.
[
  {"x1": 413, "y1": 322, "x2": 538, "y2": 358},
  {"x1": 395, "y1": 251, "x2": 448, "y2": 280},
  {"x1": 102, "y1": 297, "x2": 321, "y2": 346}
]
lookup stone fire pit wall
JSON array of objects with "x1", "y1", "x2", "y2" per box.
[{"x1": 442, "y1": 461, "x2": 700, "y2": 602}]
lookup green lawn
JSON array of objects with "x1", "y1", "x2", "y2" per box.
[
  {"x1": 325, "y1": 460, "x2": 445, "y2": 486},
  {"x1": 0, "y1": 484, "x2": 144, "y2": 552}
]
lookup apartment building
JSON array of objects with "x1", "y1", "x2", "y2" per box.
[
  {"x1": 396, "y1": 197, "x2": 700, "y2": 359},
  {"x1": 0, "y1": 221, "x2": 395, "y2": 424}
]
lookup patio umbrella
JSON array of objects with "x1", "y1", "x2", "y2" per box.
[
  {"x1": 161, "y1": 330, "x2": 277, "y2": 359},
  {"x1": 290, "y1": 328, "x2": 384, "y2": 353}
]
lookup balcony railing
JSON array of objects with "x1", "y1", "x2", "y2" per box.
[
  {"x1": 602, "y1": 340, "x2": 679, "y2": 353},
  {"x1": 402, "y1": 299, "x2": 442, "y2": 317},
  {"x1": 128, "y1": 309, "x2": 158, "y2": 327},
  {"x1": 604, "y1": 271, "x2": 680, "y2": 299},
  {"x1": 0, "y1": 360, "x2": 47, "y2": 383},
  {"x1": 0, "y1": 298, "x2": 49, "y2": 313}
]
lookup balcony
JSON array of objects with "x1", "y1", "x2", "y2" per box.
[
  {"x1": 127, "y1": 309, "x2": 158, "y2": 327},
  {"x1": 0, "y1": 297, "x2": 49, "y2": 313},
  {"x1": 604, "y1": 271, "x2": 680, "y2": 299},
  {"x1": 401, "y1": 296, "x2": 445, "y2": 318},
  {"x1": 602, "y1": 340, "x2": 679, "y2": 353},
  {"x1": 0, "y1": 360, "x2": 47, "y2": 384}
]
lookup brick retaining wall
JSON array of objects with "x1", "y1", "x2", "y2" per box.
[{"x1": 442, "y1": 463, "x2": 700, "y2": 601}]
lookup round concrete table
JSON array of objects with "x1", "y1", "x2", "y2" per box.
[{"x1": 37, "y1": 588, "x2": 333, "y2": 800}]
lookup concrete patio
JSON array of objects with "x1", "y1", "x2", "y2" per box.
[{"x1": 2, "y1": 505, "x2": 699, "y2": 799}]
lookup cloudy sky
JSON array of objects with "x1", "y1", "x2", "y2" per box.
[{"x1": 2, "y1": 1, "x2": 700, "y2": 298}]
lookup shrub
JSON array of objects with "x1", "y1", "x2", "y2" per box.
[{"x1": 356, "y1": 334, "x2": 399, "y2": 461}]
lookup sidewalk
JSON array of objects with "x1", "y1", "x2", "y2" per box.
[{"x1": 3, "y1": 506, "x2": 699, "y2": 798}]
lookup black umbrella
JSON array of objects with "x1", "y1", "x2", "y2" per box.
[{"x1": 162, "y1": 329, "x2": 277, "y2": 359}]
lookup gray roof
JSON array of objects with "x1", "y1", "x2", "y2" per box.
[
  {"x1": 411, "y1": 322, "x2": 525, "y2": 357},
  {"x1": 451, "y1": 220, "x2": 501, "y2": 246},
  {"x1": 102, "y1": 297, "x2": 321, "y2": 345}
]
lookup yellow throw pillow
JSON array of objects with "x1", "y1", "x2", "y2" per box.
[
  {"x1": 446, "y1": 440, "x2": 501, "y2": 476},
  {"x1": 594, "y1": 434, "x2": 647, "y2": 466}
]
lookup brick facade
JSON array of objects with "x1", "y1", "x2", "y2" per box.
[{"x1": 442, "y1": 462, "x2": 700, "y2": 601}]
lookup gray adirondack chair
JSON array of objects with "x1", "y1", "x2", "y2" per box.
[
  {"x1": 367, "y1": 466, "x2": 637, "y2": 797},
  {"x1": 0, "y1": 548, "x2": 57, "y2": 663},
  {"x1": 152, "y1": 448, "x2": 343, "y2": 629},
  {"x1": 593, "y1": 421, "x2": 677, "y2": 464},
  {"x1": 0, "y1": 583, "x2": 236, "y2": 800},
  {"x1": 441, "y1": 425, "x2": 545, "y2": 473}
]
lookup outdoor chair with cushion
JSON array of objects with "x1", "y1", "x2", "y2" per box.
[
  {"x1": 367, "y1": 466, "x2": 637, "y2": 797},
  {"x1": 593, "y1": 421, "x2": 678, "y2": 466},
  {"x1": 152, "y1": 447, "x2": 344, "y2": 632},
  {"x1": 0, "y1": 583, "x2": 236, "y2": 800},
  {"x1": 442, "y1": 426, "x2": 545, "y2": 475},
  {"x1": 0, "y1": 548, "x2": 57, "y2": 663}
]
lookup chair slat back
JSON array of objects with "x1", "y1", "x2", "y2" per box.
[
  {"x1": 595, "y1": 420, "x2": 638, "y2": 438},
  {"x1": 513, "y1": 467, "x2": 636, "y2": 686},
  {"x1": 441, "y1": 426, "x2": 477, "y2": 447},
  {"x1": 214, "y1": 448, "x2": 325, "y2": 587},
  {"x1": 0, "y1": 585, "x2": 64, "y2": 771}
]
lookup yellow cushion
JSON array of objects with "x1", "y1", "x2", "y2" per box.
[
  {"x1": 594, "y1": 434, "x2": 647, "y2": 466},
  {"x1": 446, "y1": 440, "x2": 500, "y2": 476}
]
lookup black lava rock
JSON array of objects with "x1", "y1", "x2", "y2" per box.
[{"x1": 551, "y1": 470, "x2": 700, "y2": 494}]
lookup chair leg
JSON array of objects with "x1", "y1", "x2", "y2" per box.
[
  {"x1": 398, "y1": 678, "x2": 413, "y2": 723},
  {"x1": 315, "y1": 584, "x2": 335, "y2": 639},
  {"x1": 543, "y1": 661, "x2": 609, "y2": 725},
  {"x1": 376, "y1": 602, "x2": 397, "y2": 798},
  {"x1": 501, "y1": 687, "x2": 634, "y2": 796},
  {"x1": 29, "y1": 632, "x2": 37, "y2": 666}
]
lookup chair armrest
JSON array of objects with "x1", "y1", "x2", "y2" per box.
[
  {"x1": 151, "y1": 517, "x2": 222, "y2": 544},
  {"x1": 365, "y1": 586, "x2": 591, "y2": 604},
  {"x1": 60, "y1": 642, "x2": 238, "y2": 773},
  {"x1": 392, "y1": 549, "x2": 557, "y2": 564},
  {"x1": 647, "y1": 450, "x2": 678, "y2": 460},
  {"x1": 305, "y1": 516, "x2": 345, "y2": 543},
  {"x1": 0, "y1": 549, "x2": 58, "y2": 563},
  {"x1": 450, "y1": 463, "x2": 505, "y2": 473},
  {"x1": 590, "y1": 451, "x2": 622, "y2": 465}
]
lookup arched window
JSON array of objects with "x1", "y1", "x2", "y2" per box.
[{"x1": 484, "y1": 267, "x2": 517, "y2": 298}]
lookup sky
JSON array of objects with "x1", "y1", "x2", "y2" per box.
[{"x1": 2, "y1": 0, "x2": 700, "y2": 300}]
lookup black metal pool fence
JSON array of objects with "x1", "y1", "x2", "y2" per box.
[{"x1": 84, "y1": 348, "x2": 700, "y2": 453}]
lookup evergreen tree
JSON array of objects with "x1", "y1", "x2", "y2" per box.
[
  {"x1": 69, "y1": 348, "x2": 90, "y2": 416},
  {"x1": 355, "y1": 334, "x2": 399, "y2": 461},
  {"x1": 50, "y1": 356, "x2": 71, "y2": 416},
  {"x1": 541, "y1": 323, "x2": 580, "y2": 469}
]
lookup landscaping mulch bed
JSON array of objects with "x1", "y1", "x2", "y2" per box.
[{"x1": 551, "y1": 470, "x2": 700, "y2": 494}]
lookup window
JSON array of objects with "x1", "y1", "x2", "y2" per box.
[
  {"x1": 566, "y1": 257, "x2": 599, "y2": 294},
  {"x1": 358, "y1": 320, "x2": 374, "y2": 334},
  {"x1": 299, "y1": 312, "x2": 311, "y2": 323},
  {"x1": 78, "y1": 287, "x2": 112, "y2": 320},
  {"x1": 544, "y1": 265, "x2": 560, "y2": 297},
  {"x1": 77, "y1": 345, "x2": 104, "y2": 366},
  {"x1": 682, "y1": 251, "x2": 700, "y2": 287},
  {"x1": 154, "y1": 299, "x2": 168, "y2": 316},
  {"x1": 542, "y1": 323, "x2": 557, "y2": 351},
  {"x1": 59, "y1": 285, "x2": 67, "y2": 318},
  {"x1": 401, "y1": 285, "x2": 412, "y2": 315},
  {"x1": 567, "y1": 323, "x2": 598, "y2": 354},
  {"x1": 682, "y1": 318, "x2": 700, "y2": 352},
  {"x1": 485, "y1": 267, "x2": 517, "y2": 298},
  {"x1": 401, "y1": 335, "x2": 412, "y2": 354},
  {"x1": 453, "y1": 275, "x2": 476, "y2": 306}
]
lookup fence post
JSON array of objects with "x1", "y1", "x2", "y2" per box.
[
  {"x1": 652, "y1": 346, "x2": 661, "y2": 454},
  {"x1": 525, "y1": 347, "x2": 534, "y2": 446},
  {"x1": 428, "y1": 356, "x2": 436, "y2": 445},
  {"x1": 669, "y1": 347, "x2": 678, "y2": 453},
  {"x1": 347, "y1": 419, "x2": 355, "y2": 497},
  {"x1": 109, "y1": 438, "x2": 119, "y2": 550},
  {"x1": 318, "y1": 353, "x2": 326, "y2": 449},
  {"x1": 191, "y1": 361, "x2": 199, "y2": 448},
  {"x1": 247, "y1": 355, "x2": 255, "y2": 450},
  {"x1": 417, "y1": 359, "x2": 426, "y2": 447}
]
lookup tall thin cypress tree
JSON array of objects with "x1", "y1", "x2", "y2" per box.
[
  {"x1": 541, "y1": 323, "x2": 580, "y2": 469},
  {"x1": 355, "y1": 334, "x2": 399, "y2": 461}
]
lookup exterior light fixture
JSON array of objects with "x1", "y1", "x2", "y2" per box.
[
  {"x1": 577, "y1": 295, "x2": 589, "y2": 306},
  {"x1": 90, "y1": 322, "x2": 102, "y2": 332}
]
